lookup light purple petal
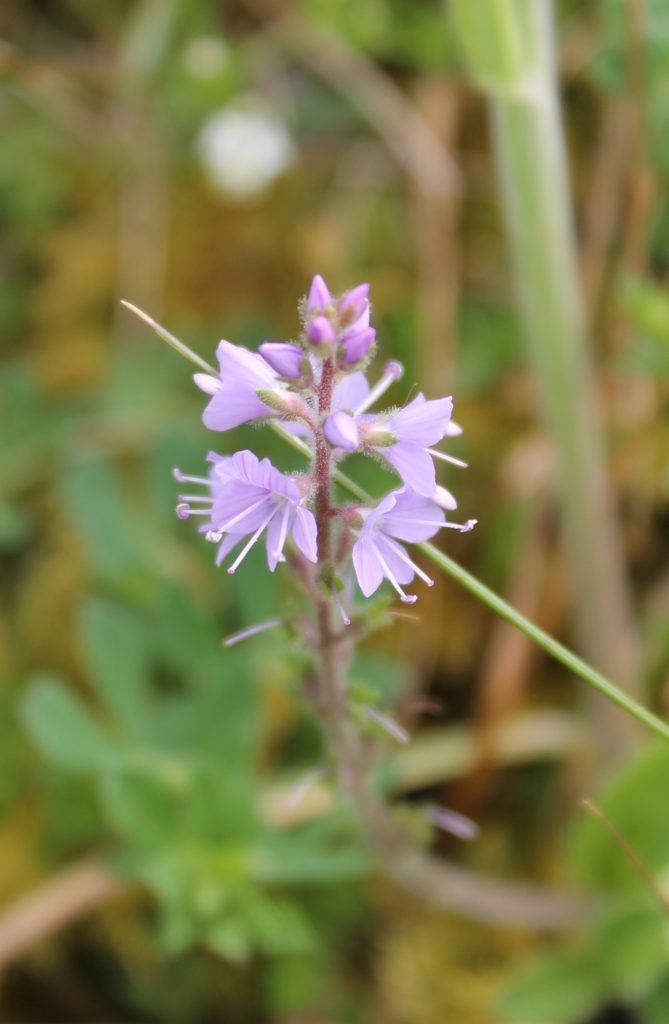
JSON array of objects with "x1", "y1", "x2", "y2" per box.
[
  {"x1": 265, "y1": 505, "x2": 288, "y2": 572},
  {"x1": 259, "y1": 342, "x2": 304, "y2": 378},
  {"x1": 383, "y1": 442, "x2": 436, "y2": 497},
  {"x1": 307, "y1": 274, "x2": 332, "y2": 312},
  {"x1": 215, "y1": 339, "x2": 277, "y2": 389},
  {"x1": 373, "y1": 534, "x2": 415, "y2": 585},
  {"x1": 266, "y1": 463, "x2": 301, "y2": 503},
  {"x1": 215, "y1": 533, "x2": 242, "y2": 567},
  {"x1": 332, "y1": 371, "x2": 370, "y2": 413},
  {"x1": 352, "y1": 536, "x2": 384, "y2": 597},
  {"x1": 193, "y1": 373, "x2": 221, "y2": 395},
  {"x1": 382, "y1": 488, "x2": 445, "y2": 542},
  {"x1": 229, "y1": 449, "x2": 264, "y2": 485},
  {"x1": 389, "y1": 394, "x2": 453, "y2": 447},
  {"x1": 361, "y1": 490, "x2": 399, "y2": 533},
  {"x1": 292, "y1": 507, "x2": 318, "y2": 563},
  {"x1": 211, "y1": 482, "x2": 274, "y2": 532},
  {"x1": 340, "y1": 327, "x2": 376, "y2": 364},
  {"x1": 202, "y1": 385, "x2": 271, "y2": 431},
  {"x1": 324, "y1": 412, "x2": 359, "y2": 452}
]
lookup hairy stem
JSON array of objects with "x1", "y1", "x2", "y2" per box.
[{"x1": 307, "y1": 364, "x2": 587, "y2": 929}]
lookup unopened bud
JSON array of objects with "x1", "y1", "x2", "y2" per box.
[
  {"x1": 337, "y1": 282, "x2": 369, "y2": 325},
  {"x1": 307, "y1": 315, "x2": 336, "y2": 346},
  {"x1": 259, "y1": 341, "x2": 304, "y2": 378},
  {"x1": 256, "y1": 388, "x2": 307, "y2": 418},
  {"x1": 324, "y1": 411, "x2": 360, "y2": 452},
  {"x1": 340, "y1": 326, "x2": 376, "y2": 364},
  {"x1": 306, "y1": 274, "x2": 332, "y2": 313}
]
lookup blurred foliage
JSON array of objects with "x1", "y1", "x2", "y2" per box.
[{"x1": 0, "y1": 0, "x2": 668, "y2": 1021}]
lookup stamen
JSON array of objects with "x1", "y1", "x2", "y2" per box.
[
  {"x1": 205, "y1": 529, "x2": 223, "y2": 543},
  {"x1": 372, "y1": 542, "x2": 417, "y2": 604},
  {"x1": 219, "y1": 495, "x2": 269, "y2": 532},
  {"x1": 178, "y1": 494, "x2": 213, "y2": 503},
  {"x1": 176, "y1": 503, "x2": 211, "y2": 519},
  {"x1": 329, "y1": 584, "x2": 351, "y2": 626},
  {"x1": 366, "y1": 707, "x2": 410, "y2": 744},
  {"x1": 428, "y1": 805, "x2": 479, "y2": 841},
  {"x1": 223, "y1": 618, "x2": 284, "y2": 647},
  {"x1": 402, "y1": 518, "x2": 477, "y2": 532},
  {"x1": 273, "y1": 502, "x2": 291, "y2": 560},
  {"x1": 173, "y1": 468, "x2": 210, "y2": 485},
  {"x1": 226, "y1": 507, "x2": 278, "y2": 574},
  {"x1": 353, "y1": 360, "x2": 404, "y2": 417},
  {"x1": 383, "y1": 537, "x2": 434, "y2": 586},
  {"x1": 427, "y1": 448, "x2": 468, "y2": 468}
]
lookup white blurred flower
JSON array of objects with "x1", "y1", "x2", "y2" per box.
[
  {"x1": 196, "y1": 102, "x2": 297, "y2": 200},
  {"x1": 182, "y1": 36, "x2": 229, "y2": 79}
]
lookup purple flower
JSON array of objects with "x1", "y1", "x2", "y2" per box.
[
  {"x1": 195, "y1": 339, "x2": 306, "y2": 431},
  {"x1": 351, "y1": 488, "x2": 475, "y2": 603},
  {"x1": 176, "y1": 450, "x2": 317, "y2": 573},
  {"x1": 323, "y1": 387, "x2": 455, "y2": 497},
  {"x1": 352, "y1": 489, "x2": 442, "y2": 603},
  {"x1": 378, "y1": 393, "x2": 454, "y2": 496}
]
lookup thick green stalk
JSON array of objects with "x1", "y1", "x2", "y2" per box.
[{"x1": 452, "y1": 0, "x2": 641, "y2": 762}]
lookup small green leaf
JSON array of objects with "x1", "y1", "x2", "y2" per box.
[
  {"x1": 595, "y1": 899, "x2": 669, "y2": 1001},
  {"x1": 570, "y1": 742, "x2": 669, "y2": 891},
  {"x1": 643, "y1": 974, "x2": 669, "y2": 1024},
  {"x1": 205, "y1": 914, "x2": 253, "y2": 963},
  {"x1": 21, "y1": 675, "x2": 117, "y2": 772},
  {"x1": 80, "y1": 599, "x2": 150, "y2": 736},
  {"x1": 498, "y1": 948, "x2": 606, "y2": 1022},
  {"x1": 244, "y1": 894, "x2": 315, "y2": 956}
]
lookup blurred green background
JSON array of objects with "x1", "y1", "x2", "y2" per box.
[{"x1": 1, "y1": 1, "x2": 669, "y2": 1021}]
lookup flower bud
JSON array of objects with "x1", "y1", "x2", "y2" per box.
[
  {"x1": 340, "y1": 326, "x2": 376, "y2": 364},
  {"x1": 337, "y1": 282, "x2": 369, "y2": 325},
  {"x1": 259, "y1": 341, "x2": 304, "y2": 378},
  {"x1": 324, "y1": 411, "x2": 360, "y2": 452},
  {"x1": 307, "y1": 274, "x2": 332, "y2": 313},
  {"x1": 256, "y1": 388, "x2": 307, "y2": 418},
  {"x1": 307, "y1": 315, "x2": 336, "y2": 346}
]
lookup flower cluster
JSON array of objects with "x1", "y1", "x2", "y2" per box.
[{"x1": 176, "y1": 276, "x2": 475, "y2": 608}]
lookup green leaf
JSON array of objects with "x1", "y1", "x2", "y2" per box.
[
  {"x1": 644, "y1": 974, "x2": 669, "y2": 1024},
  {"x1": 256, "y1": 823, "x2": 372, "y2": 884},
  {"x1": 100, "y1": 765, "x2": 190, "y2": 847},
  {"x1": 21, "y1": 675, "x2": 117, "y2": 772},
  {"x1": 61, "y1": 460, "x2": 143, "y2": 584},
  {"x1": 498, "y1": 948, "x2": 606, "y2": 1022},
  {"x1": 244, "y1": 894, "x2": 315, "y2": 956},
  {"x1": 205, "y1": 914, "x2": 253, "y2": 963},
  {"x1": 570, "y1": 742, "x2": 669, "y2": 891},
  {"x1": 80, "y1": 599, "x2": 150, "y2": 737},
  {"x1": 595, "y1": 898, "x2": 669, "y2": 1001}
]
